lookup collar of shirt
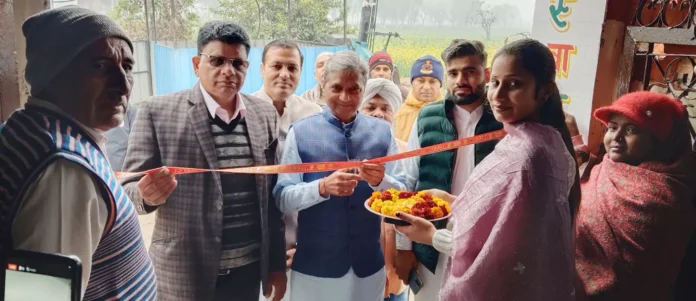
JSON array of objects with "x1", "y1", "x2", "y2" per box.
[
  {"x1": 251, "y1": 89, "x2": 297, "y2": 112},
  {"x1": 452, "y1": 103, "x2": 484, "y2": 129},
  {"x1": 199, "y1": 85, "x2": 246, "y2": 124},
  {"x1": 26, "y1": 97, "x2": 108, "y2": 151},
  {"x1": 321, "y1": 106, "x2": 358, "y2": 129}
]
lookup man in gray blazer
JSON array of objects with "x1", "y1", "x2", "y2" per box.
[{"x1": 122, "y1": 21, "x2": 286, "y2": 301}]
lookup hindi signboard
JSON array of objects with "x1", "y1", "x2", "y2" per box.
[{"x1": 532, "y1": 0, "x2": 608, "y2": 142}]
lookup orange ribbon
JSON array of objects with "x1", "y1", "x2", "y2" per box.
[{"x1": 115, "y1": 129, "x2": 507, "y2": 181}]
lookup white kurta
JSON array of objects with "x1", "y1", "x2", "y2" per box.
[
  {"x1": 395, "y1": 104, "x2": 484, "y2": 301},
  {"x1": 261, "y1": 266, "x2": 387, "y2": 301},
  {"x1": 291, "y1": 268, "x2": 386, "y2": 301}
]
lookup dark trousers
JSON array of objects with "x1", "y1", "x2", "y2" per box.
[{"x1": 213, "y1": 261, "x2": 261, "y2": 301}]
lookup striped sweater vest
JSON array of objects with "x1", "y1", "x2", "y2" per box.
[
  {"x1": 0, "y1": 107, "x2": 157, "y2": 300},
  {"x1": 210, "y1": 117, "x2": 261, "y2": 270}
]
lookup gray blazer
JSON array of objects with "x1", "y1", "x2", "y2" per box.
[{"x1": 121, "y1": 84, "x2": 285, "y2": 301}]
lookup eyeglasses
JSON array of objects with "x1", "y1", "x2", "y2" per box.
[{"x1": 199, "y1": 53, "x2": 249, "y2": 71}]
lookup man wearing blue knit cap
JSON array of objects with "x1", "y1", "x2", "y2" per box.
[
  {"x1": 0, "y1": 6, "x2": 156, "y2": 300},
  {"x1": 393, "y1": 55, "x2": 445, "y2": 142}
]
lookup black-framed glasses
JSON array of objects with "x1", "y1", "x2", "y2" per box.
[{"x1": 199, "y1": 53, "x2": 249, "y2": 71}]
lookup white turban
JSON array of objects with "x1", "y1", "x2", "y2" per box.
[{"x1": 361, "y1": 78, "x2": 402, "y2": 113}]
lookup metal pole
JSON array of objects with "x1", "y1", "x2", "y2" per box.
[
  {"x1": 144, "y1": 0, "x2": 151, "y2": 41},
  {"x1": 143, "y1": 0, "x2": 155, "y2": 97},
  {"x1": 358, "y1": 1, "x2": 371, "y2": 43},
  {"x1": 152, "y1": 0, "x2": 157, "y2": 43},
  {"x1": 370, "y1": 0, "x2": 379, "y2": 48},
  {"x1": 372, "y1": 0, "x2": 379, "y2": 32},
  {"x1": 343, "y1": 0, "x2": 347, "y2": 43},
  {"x1": 367, "y1": 0, "x2": 379, "y2": 51},
  {"x1": 287, "y1": 0, "x2": 291, "y2": 38}
]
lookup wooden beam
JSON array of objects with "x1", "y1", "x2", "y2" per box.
[
  {"x1": 625, "y1": 27, "x2": 696, "y2": 46},
  {"x1": 9, "y1": 0, "x2": 50, "y2": 118},
  {"x1": 616, "y1": 28, "x2": 638, "y2": 97},
  {"x1": 0, "y1": 0, "x2": 20, "y2": 122},
  {"x1": 589, "y1": 20, "x2": 626, "y2": 154}
]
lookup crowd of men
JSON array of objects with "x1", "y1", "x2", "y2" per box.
[{"x1": 0, "y1": 5, "x2": 480, "y2": 301}]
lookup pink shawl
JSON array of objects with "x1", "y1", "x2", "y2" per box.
[{"x1": 440, "y1": 122, "x2": 576, "y2": 300}]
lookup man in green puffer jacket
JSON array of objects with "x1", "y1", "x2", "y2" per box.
[{"x1": 393, "y1": 39, "x2": 503, "y2": 301}]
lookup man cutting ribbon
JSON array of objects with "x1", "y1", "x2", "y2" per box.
[
  {"x1": 121, "y1": 21, "x2": 286, "y2": 301},
  {"x1": 273, "y1": 50, "x2": 407, "y2": 301}
]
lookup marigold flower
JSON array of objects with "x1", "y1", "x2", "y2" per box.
[
  {"x1": 367, "y1": 189, "x2": 452, "y2": 220},
  {"x1": 430, "y1": 206, "x2": 444, "y2": 219}
]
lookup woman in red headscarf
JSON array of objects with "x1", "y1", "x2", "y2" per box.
[{"x1": 575, "y1": 91, "x2": 696, "y2": 300}]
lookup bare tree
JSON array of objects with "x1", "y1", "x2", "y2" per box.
[
  {"x1": 407, "y1": 8, "x2": 419, "y2": 24},
  {"x1": 419, "y1": 10, "x2": 428, "y2": 25},
  {"x1": 477, "y1": 4, "x2": 496, "y2": 40}
]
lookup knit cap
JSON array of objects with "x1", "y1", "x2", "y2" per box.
[
  {"x1": 410, "y1": 55, "x2": 444, "y2": 84},
  {"x1": 369, "y1": 51, "x2": 394, "y2": 71},
  {"x1": 23, "y1": 6, "x2": 133, "y2": 95}
]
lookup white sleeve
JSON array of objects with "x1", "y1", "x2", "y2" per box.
[
  {"x1": 432, "y1": 229, "x2": 453, "y2": 256},
  {"x1": 401, "y1": 119, "x2": 421, "y2": 191},
  {"x1": 395, "y1": 229, "x2": 413, "y2": 250},
  {"x1": 395, "y1": 121, "x2": 423, "y2": 250},
  {"x1": 12, "y1": 159, "x2": 108, "y2": 298},
  {"x1": 273, "y1": 129, "x2": 329, "y2": 213}
]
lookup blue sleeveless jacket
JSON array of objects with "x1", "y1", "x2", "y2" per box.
[{"x1": 291, "y1": 109, "x2": 392, "y2": 278}]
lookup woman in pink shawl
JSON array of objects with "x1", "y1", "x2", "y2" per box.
[
  {"x1": 575, "y1": 91, "x2": 696, "y2": 300},
  {"x1": 395, "y1": 39, "x2": 580, "y2": 300}
]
